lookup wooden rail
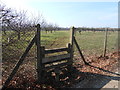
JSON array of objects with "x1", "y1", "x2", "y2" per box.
[
  {"x1": 42, "y1": 54, "x2": 70, "y2": 64},
  {"x1": 45, "y1": 47, "x2": 68, "y2": 54},
  {"x1": 44, "y1": 62, "x2": 69, "y2": 70}
]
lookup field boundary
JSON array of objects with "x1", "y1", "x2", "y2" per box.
[{"x1": 2, "y1": 24, "x2": 87, "y2": 89}]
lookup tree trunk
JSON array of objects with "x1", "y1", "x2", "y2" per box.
[
  {"x1": 51, "y1": 30, "x2": 52, "y2": 33},
  {"x1": 18, "y1": 32, "x2": 20, "y2": 40}
]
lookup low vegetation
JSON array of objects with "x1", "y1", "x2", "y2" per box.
[{"x1": 1, "y1": 3, "x2": 118, "y2": 89}]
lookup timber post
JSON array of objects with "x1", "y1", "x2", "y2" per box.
[
  {"x1": 70, "y1": 26, "x2": 75, "y2": 46},
  {"x1": 36, "y1": 24, "x2": 42, "y2": 82},
  {"x1": 103, "y1": 28, "x2": 108, "y2": 57},
  {"x1": 68, "y1": 26, "x2": 75, "y2": 67},
  {"x1": 41, "y1": 46, "x2": 45, "y2": 82}
]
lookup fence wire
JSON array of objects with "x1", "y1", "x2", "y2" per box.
[
  {"x1": 2, "y1": 24, "x2": 37, "y2": 87},
  {"x1": 73, "y1": 30, "x2": 118, "y2": 65},
  {"x1": 2, "y1": 25, "x2": 118, "y2": 88}
]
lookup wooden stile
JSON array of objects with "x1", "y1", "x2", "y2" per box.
[{"x1": 2, "y1": 24, "x2": 85, "y2": 87}]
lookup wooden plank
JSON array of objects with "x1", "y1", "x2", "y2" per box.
[
  {"x1": 44, "y1": 62, "x2": 69, "y2": 70},
  {"x1": 73, "y1": 36, "x2": 89, "y2": 65},
  {"x1": 2, "y1": 34, "x2": 36, "y2": 89},
  {"x1": 45, "y1": 47, "x2": 68, "y2": 54},
  {"x1": 42, "y1": 54, "x2": 70, "y2": 64}
]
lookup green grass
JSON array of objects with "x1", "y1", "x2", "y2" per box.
[
  {"x1": 75, "y1": 31, "x2": 118, "y2": 56},
  {"x1": 41, "y1": 31, "x2": 70, "y2": 48},
  {"x1": 2, "y1": 30, "x2": 118, "y2": 61}
]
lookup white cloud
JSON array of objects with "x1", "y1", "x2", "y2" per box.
[{"x1": 1, "y1": 0, "x2": 28, "y2": 9}]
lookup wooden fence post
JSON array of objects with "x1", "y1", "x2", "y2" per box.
[
  {"x1": 36, "y1": 24, "x2": 42, "y2": 82},
  {"x1": 41, "y1": 46, "x2": 45, "y2": 58},
  {"x1": 70, "y1": 26, "x2": 75, "y2": 46},
  {"x1": 68, "y1": 26, "x2": 75, "y2": 66},
  {"x1": 41, "y1": 46, "x2": 45, "y2": 82},
  {"x1": 67, "y1": 43, "x2": 72, "y2": 65},
  {"x1": 103, "y1": 28, "x2": 108, "y2": 57}
]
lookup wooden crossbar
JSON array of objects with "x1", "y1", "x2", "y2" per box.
[
  {"x1": 43, "y1": 62, "x2": 69, "y2": 70},
  {"x1": 45, "y1": 47, "x2": 68, "y2": 54},
  {"x1": 42, "y1": 54, "x2": 70, "y2": 64}
]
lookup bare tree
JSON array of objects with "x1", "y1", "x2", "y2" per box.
[
  {"x1": 43, "y1": 23, "x2": 59, "y2": 33},
  {"x1": 0, "y1": 4, "x2": 18, "y2": 35}
]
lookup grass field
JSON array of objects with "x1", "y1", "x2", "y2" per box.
[
  {"x1": 41, "y1": 31, "x2": 118, "y2": 57},
  {"x1": 2, "y1": 30, "x2": 118, "y2": 61},
  {"x1": 75, "y1": 31, "x2": 118, "y2": 56}
]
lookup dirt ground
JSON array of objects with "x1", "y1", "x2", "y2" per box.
[
  {"x1": 73, "y1": 69, "x2": 120, "y2": 89},
  {"x1": 72, "y1": 52, "x2": 120, "y2": 89},
  {"x1": 1, "y1": 51, "x2": 120, "y2": 89}
]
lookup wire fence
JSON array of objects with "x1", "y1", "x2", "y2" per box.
[
  {"x1": 2, "y1": 25, "x2": 70, "y2": 88},
  {"x1": 77, "y1": 30, "x2": 117, "y2": 55},
  {"x1": 2, "y1": 25, "x2": 118, "y2": 88},
  {"x1": 2, "y1": 25, "x2": 37, "y2": 86}
]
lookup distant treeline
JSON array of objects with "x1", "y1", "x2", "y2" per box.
[
  {"x1": 58, "y1": 27, "x2": 119, "y2": 32},
  {"x1": 75, "y1": 27, "x2": 119, "y2": 32}
]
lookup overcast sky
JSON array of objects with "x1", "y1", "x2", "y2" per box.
[{"x1": 1, "y1": 0, "x2": 119, "y2": 28}]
